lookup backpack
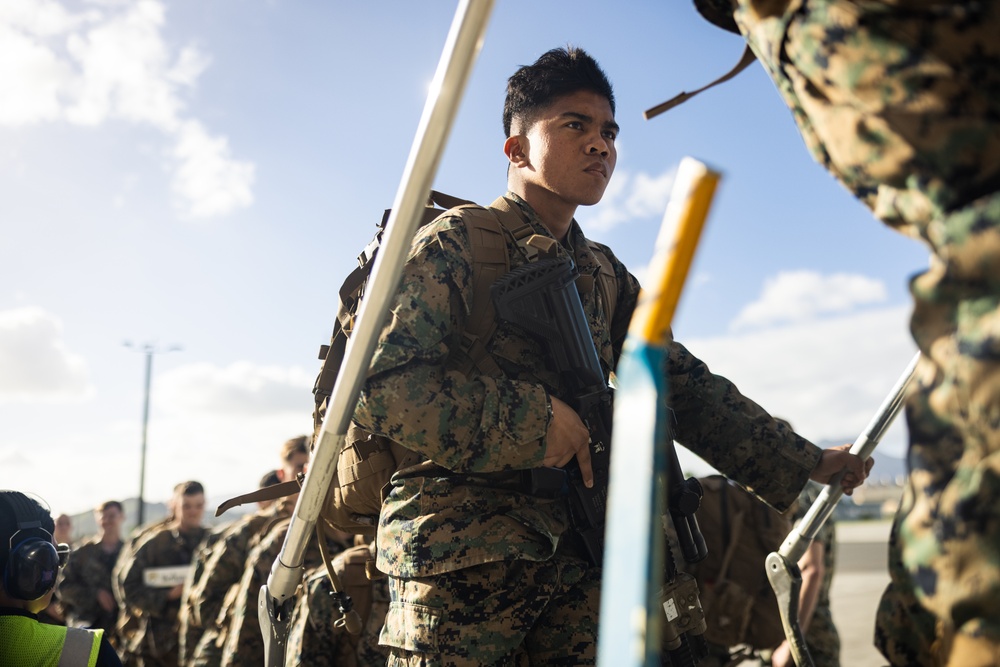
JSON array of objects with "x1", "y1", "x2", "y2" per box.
[
  {"x1": 678, "y1": 475, "x2": 792, "y2": 651},
  {"x1": 312, "y1": 192, "x2": 619, "y2": 537}
]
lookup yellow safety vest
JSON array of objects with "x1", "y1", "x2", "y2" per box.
[{"x1": 0, "y1": 613, "x2": 101, "y2": 667}]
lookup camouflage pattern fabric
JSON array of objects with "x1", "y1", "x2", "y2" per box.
[
  {"x1": 113, "y1": 518, "x2": 173, "y2": 666},
  {"x1": 178, "y1": 523, "x2": 228, "y2": 666},
  {"x1": 117, "y1": 525, "x2": 207, "y2": 667},
  {"x1": 381, "y1": 547, "x2": 599, "y2": 667},
  {"x1": 712, "y1": 1, "x2": 1000, "y2": 664},
  {"x1": 220, "y1": 515, "x2": 347, "y2": 667},
  {"x1": 284, "y1": 547, "x2": 390, "y2": 667},
  {"x1": 58, "y1": 537, "x2": 123, "y2": 636},
  {"x1": 353, "y1": 192, "x2": 823, "y2": 662},
  {"x1": 184, "y1": 507, "x2": 277, "y2": 667}
]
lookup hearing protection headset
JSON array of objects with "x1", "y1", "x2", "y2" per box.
[{"x1": 1, "y1": 491, "x2": 67, "y2": 602}]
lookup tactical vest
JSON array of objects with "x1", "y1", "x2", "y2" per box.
[{"x1": 314, "y1": 194, "x2": 619, "y2": 536}]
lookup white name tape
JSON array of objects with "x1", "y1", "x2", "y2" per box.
[{"x1": 142, "y1": 566, "x2": 190, "y2": 588}]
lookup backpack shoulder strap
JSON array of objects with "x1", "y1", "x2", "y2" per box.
[
  {"x1": 451, "y1": 197, "x2": 534, "y2": 378},
  {"x1": 584, "y1": 240, "x2": 619, "y2": 325}
]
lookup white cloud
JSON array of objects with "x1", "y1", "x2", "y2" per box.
[
  {"x1": 0, "y1": 0, "x2": 253, "y2": 218},
  {"x1": 680, "y1": 304, "x2": 916, "y2": 459},
  {"x1": 157, "y1": 361, "x2": 314, "y2": 416},
  {"x1": 732, "y1": 270, "x2": 888, "y2": 331},
  {"x1": 171, "y1": 120, "x2": 255, "y2": 219},
  {"x1": 0, "y1": 307, "x2": 91, "y2": 401},
  {"x1": 579, "y1": 165, "x2": 677, "y2": 232},
  {"x1": 0, "y1": 25, "x2": 73, "y2": 124}
]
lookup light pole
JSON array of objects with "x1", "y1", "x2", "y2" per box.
[{"x1": 124, "y1": 342, "x2": 181, "y2": 527}]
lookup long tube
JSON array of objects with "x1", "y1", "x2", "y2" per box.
[
  {"x1": 267, "y1": 0, "x2": 493, "y2": 597},
  {"x1": 766, "y1": 350, "x2": 920, "y2": 667},
  {"x1": 779, "y1": 350, "x2": 919, "y2": 564}
]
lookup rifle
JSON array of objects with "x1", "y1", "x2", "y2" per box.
[
  {"x1": 492, "y1": 249, "x2": 612, "y2": 566},
  {"x1": 256, "y1": 2, "x2": 495, "y2": 665},
  {"x1": 766, "y1": 351, "x2": 919, "y2": 667},
  {"x1": 492, "y1": 239, "x2": 710, "y2": 666}
]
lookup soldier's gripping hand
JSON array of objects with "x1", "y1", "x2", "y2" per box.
[
  {"x1": 808, "y1": 443, "x2": 875, "y2": 496},
  {"x1": 543, "y1": 396, "x2": 594, "y2": 488}
]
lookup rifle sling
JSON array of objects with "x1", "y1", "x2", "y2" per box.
[
  {"x1": 215, "y1": 479, "x2": 301, "y2": 517},
  {"x1": 644, "y1": 45, "x2": 756, "y2": 120}
]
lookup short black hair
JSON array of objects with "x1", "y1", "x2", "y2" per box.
[
  {"x1": 259, "y1": 469, "x2": 281, "y2": 488},
  {"x1": 503, "y1": 46, "x2": 615, "y2": 138},
  {"x1": 174, "y1": 481, "x2": 204, "y2": 497}
]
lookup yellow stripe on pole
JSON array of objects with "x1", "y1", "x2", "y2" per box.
[{"x1": 631, "y1": 157, "x2": 720, "y2": 345}]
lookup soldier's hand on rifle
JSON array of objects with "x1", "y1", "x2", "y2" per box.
[
  {"x1": 809, "y1": 443, "x2": 874, "y2": 496},
  {"x1": 543, "y1": 396, "x2": 594, "y2": 488}
]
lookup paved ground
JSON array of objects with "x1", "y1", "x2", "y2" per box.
[{"x1": 829, "y1": 519, "x2": 893, "y2": 667}]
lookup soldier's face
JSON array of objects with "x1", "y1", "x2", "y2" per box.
[
  {"x1": 515, "y1": 90, "x2": 618, "y2": 208},
  {"x1": 177, "y1": 493, "x2": 205, "y2": 532},
  {"x1": 280, "y1": 451, "x2": 309, "y2": 482},
  {"x1": 97, "y1": 506, "x2": 124, "y2": 536}
]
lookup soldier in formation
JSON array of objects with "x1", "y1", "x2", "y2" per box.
[{"x1": 58, "y1": 500, "x2": 126, "y2": 644}]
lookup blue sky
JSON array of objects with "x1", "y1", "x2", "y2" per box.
[{"x1": 0, "y1": 0, "x2": 926, "y2": 519}]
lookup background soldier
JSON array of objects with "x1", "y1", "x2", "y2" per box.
[
  {"x1": 690, "y1": 1, "x2": 1000, "y2": 664},
  {"x1": 58, "y1": 500, "x2": 126, "y2": 644},
  {"x1": 117, "y1": 481, "x2": 207, "y2": 667},
  {"x1": 219, "y1": 517, "x2": 350, "y2": 667},
  {"x1": 112, "y1": 499, "x2": 177, "y2": 664},
  {"x1": 187, "y1": 436, "x2": 309, "y2": 667},
  {"x1": 177, "y1": 515, "x2": 231, "y2": 666}
]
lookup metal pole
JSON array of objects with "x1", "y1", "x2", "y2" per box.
[
  {"x1": 258, "y1": 2, "x2": 494, "y2": 664},
  {"x1": 125, "y1": 341, "x2": 181, "y2": 530},
  {"x1": 138, "y1": 347, "x2": 153, "y2": 526}
]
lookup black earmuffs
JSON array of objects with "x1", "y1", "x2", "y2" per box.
[{"x1": 1, "y1": 491, "x2": 62, "y2": 602}]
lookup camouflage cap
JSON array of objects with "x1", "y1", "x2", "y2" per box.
[{"x1": 694, "y1": 0, "x2": 740, "y2": 34}]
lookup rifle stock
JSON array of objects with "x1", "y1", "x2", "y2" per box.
[{"x1": 492, "y1": 256, "x2": 612, "y2": 566}]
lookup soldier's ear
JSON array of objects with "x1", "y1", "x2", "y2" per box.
[{"x1": 504, "y1": 135, "x2": 529, "y2": 168}]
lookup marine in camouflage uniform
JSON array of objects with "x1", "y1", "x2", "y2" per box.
[
  {"x1": 220, "y1": 514, "x2": 349, "y2": 667},
  {"x1": 352, "y1": 47, "x2": 867, "y2": 666},
  {"x1": 58, "y1": 536, "x2": 124, "y2": 636},
  {"x1": 692, "y1": 1, "x2": 1000, "y2": 664},
  {"x1": 177, "y1": 521, "x2": 229, "y2": 666},
  {"x1": 117, "y1": 481, "x2": 207, "y2": 667},
  {"x1": 285, "y1": 542, "x2": 390, "y2": 667},
  {"x1": 113, "y1": 516, "x2": 174, "y2": 663},
  {"x1": 188, "y1": 505, "x2": 287, "y2": 667}
]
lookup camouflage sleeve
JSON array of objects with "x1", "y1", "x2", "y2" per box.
[
  {"x1": 119, "y1": 534, "x2": 173, "y2": 618},
  {"x1": 57, "y1": 543, "x2": 99, "y2": 620},
  {"x1": 666, "y1": 338, "x2": 821, "y2": 511},
  {"x1": 190, "y1": 523, "x2": 247, "y2": 628},
  {"x1": 353, "y1": 213, "x2": 550, "y2": 474}
]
